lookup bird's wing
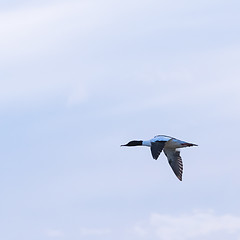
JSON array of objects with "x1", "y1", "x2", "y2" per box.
[
  {"x1": 150, "y1": 141, "x2": 166, "y2": 160},
  {"x1": 163, "y1": 148, "x2": 183, "y2": 181}
]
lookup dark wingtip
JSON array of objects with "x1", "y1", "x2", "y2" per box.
[{"x1": 177, "y1": 175, "x2": 182, "y2": 181}]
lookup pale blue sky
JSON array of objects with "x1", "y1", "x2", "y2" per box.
[{"x1": 0, "y1": 0, "x2": 240, "y2": 239}]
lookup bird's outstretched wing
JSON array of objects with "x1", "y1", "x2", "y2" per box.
[
  {"x1": 150, "y1": 141, "x2": 166, "y2": 160},
  {"x1": 163, "y1": 148, "x2": 183, "y2": 181}
]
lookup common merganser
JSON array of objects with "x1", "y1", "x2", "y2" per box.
[{"x1": 121, "y1": 135, "x2": 197, "y2": 181}]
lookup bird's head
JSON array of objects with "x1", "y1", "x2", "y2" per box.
[{"x1": 121, "y1": 140, "x2": 143, "y2": 147}]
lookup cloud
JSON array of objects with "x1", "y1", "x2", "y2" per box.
[
  {"x1": 79, "y1": 227, "x2": 111, "y2": 236},
  {"x1": 134, "y1": 210, "x2": 240, "y2": 240},
  {"x1": 0, "y1": 1, "x2": 105, "y2": 61},
  {"x1": 0, "y1": 1, "x2": 95, "y2": 107},
  {"x1": 46, "y1": 229, "x2": 64, "y2": 238},
  {"x1": 0, "y1": 0, "x2": 239, "y2": 111}
]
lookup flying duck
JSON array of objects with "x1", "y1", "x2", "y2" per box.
[{"x1": 121, "y1": 135, "x2": 197, "y2": 181}]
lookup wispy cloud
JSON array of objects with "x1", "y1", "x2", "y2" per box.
[
  {"x1": 0, "y1": 1, "x2": 103, "y2": 60},
  {"x1": 134, "y1": 210, "x2": 240, "y2": 240},
  {"x1": 46, "y1": 229, "x2": 64, "y2": 238},
  {"x1": 0, "y1": 0, "x2": 239, "y2": 110},
  {"x1": 79, "y1": 227, "x2": 111, "y2": 236}
]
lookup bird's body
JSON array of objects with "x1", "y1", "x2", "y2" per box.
[{"x1": 121, "y1": 135, "x2": 197, "y2": 181}]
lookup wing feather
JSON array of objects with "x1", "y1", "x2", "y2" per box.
[
  {"x1": 150, "y1": 141, "x2": 166, "y2": 160},
  {"x1": 163, "y1": 148, "x2": 183, "y2": 181}
]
